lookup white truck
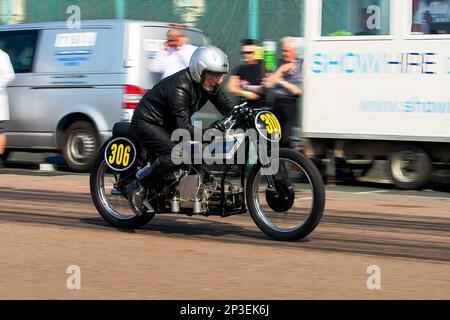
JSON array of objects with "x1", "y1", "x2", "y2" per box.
[{"x1": 299, "y1": 0, "x2": 450, "y2": 190}]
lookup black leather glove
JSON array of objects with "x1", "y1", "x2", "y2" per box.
[{"x1": 209, "y1": 120, "x2": 227, "y2": 132}]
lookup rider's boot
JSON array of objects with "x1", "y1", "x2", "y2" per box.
[
  {"x1": 128, "y1": 180, "x2": 147, "y2": 215},
  {"x1": 130, "y1": 159, "x2": 165, "y2": 213}
]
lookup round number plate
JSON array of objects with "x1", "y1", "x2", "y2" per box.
[
  {"x1": 104, "y1": 137, "x2": 137, "y2": 171},
  {"x1": 255, "y1": 111, "x2": 282, "y2": 142}
]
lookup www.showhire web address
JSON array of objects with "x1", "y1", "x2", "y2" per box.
[{"x1": 360, "y1": 100, "x2": 450, "y2": 114}]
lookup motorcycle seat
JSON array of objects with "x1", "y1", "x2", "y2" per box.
[{"x1": 112, "y1": 121, "x2": 135, "y2": 140}]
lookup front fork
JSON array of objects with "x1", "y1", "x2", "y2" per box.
[
  {"x1": 251, "y1": 135, "x2": 292, "y2": 195},
  {"x1": 251, "y1": 133, "x2": 279, "y2": 192}
]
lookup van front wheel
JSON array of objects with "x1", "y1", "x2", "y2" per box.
[{"x1": 62, "y1": 121, "x2": 99, "y2": 172}]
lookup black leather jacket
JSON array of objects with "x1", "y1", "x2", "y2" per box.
[{"x1": 132, "y1": 68, "x2": 234, "y2": 136}]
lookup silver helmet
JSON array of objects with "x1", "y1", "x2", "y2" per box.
[{"x1": 189, "y1": 45, "x2": 229, "y2": 83}]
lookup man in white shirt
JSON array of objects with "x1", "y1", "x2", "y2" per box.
[
  {"x1": 0, "y1": 48, "x2": 15, "y2": 163},
  {"x1": 149, "y1": 28, "x2": 197, "y2": 80}
]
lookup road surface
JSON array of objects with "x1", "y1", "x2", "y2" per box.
[{"x1": 0, "y1": 170, "x2": 449, "y2": 299}]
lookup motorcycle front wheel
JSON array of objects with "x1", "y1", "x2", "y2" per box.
[
  {"x1": 246, "y1": 148, "x2": 325, "y2": 241},
  {"x1": 89, "y1": 147, "x2": 154, "y2": 229}
]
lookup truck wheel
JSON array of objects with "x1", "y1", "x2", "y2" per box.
[
  {"x1": 388, "y1": 145, "x2": 432, "y2": 190},
  {"x1": 62, "y1": 121, "x2": 99, "y2": 172}
]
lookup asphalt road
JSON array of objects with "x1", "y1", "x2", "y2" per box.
[{"x1": 1, "y1": 166, "x2": 449, "y2": 299}]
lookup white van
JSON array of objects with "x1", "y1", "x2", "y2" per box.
[
  {"x1": 0, "y1": 19, "x2": 208, "y2": 171},
  {"x1": 301, "y1": 0, "x2": 450, "y2": 189}
]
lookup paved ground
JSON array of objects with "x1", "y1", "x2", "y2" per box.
[{"x1": 0, "y1": 171, "x2": 449, "y2": 300}]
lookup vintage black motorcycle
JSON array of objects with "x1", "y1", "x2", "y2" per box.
[{"x1": 90, "y1": 103, "x2": 325, "y2": 241}]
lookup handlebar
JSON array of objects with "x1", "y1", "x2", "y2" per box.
[
  {"x1": 221, "y1": 102, "x2": 255, "y2": 136},
  {"x1": 235, "y1": 102, "x2": 248, "y2": 109}
]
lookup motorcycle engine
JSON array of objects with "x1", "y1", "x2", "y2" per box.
[{"x1": 173, "y1": 173, "x2": 210, "y2": 214}]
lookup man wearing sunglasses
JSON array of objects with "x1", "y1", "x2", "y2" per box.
[{"x1": 227, "y1": 39, "x2": 266, "y2": 108}]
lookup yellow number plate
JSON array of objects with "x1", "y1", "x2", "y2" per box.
[
  {"x1": 255, "y1": 111, "x2": 282, "y2": 142},
  {"x1": 104, "y1": 138, "x2": 136, "y2": 171}
]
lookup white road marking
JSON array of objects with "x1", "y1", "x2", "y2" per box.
[{"x1": 353, "y1": 190, "x2": 387, "y2": 195}]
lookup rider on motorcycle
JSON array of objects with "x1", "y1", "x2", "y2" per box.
[{"x1": 130, "y1": 45, "x2": 234, "y2": 210}]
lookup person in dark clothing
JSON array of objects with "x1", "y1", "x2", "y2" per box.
[
  {"x1": 130, "y1": 45, "x2": 234, "y2": 211},
  {"x1": 227, "y1": 39, "x2": 266, "y2": 108},
  {"x1": 264, "y1": 37, "x2": 303, "y2": 148}
]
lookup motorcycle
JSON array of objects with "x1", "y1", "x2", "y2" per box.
[{"x1": 90, "y1": 103, "x2": 325, "y2": 241}]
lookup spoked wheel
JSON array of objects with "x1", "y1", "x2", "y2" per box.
[
  {"x1": 90, "y1": 149, "x2": 154, "y2": 229},
  {"x1": 246, "y1": 149, "x2": 325, "y2": 241}
]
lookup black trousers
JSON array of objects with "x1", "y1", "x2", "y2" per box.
[
  {"x1": 130, "y1": 118, "x2": 177, "y2": 175},
  {"x1": 273, "y1": 98, "x2": 299, "y2": 148}
]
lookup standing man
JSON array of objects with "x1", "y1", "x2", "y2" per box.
[
  {"x1": 0, "y1": 48, "x2": 15, "y2": 165},
  {"x1": 227, "y1": 39, "x2": 266, "y2": 108},
  {"x1": 149, "y1": 28, "x2": 198, "y2": 81},
  {"x1": 264, "y1": 37, "x2": 303, "y2": 148}
]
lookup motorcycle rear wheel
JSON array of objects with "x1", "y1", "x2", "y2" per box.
[{"x1": 90, "y1": 147, "x2": 154, "y2": 229}]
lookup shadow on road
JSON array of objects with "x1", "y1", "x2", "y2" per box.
[
  {"x1": 80, "y1": 215, "x2": 291, "y2": 243},
  {"x1": 1, "y1": 186, "x2": 449, "y2": 262}
]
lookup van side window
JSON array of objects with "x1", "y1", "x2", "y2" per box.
[
  {"x1": 321, "y1": 0, "x2": 390, "y2": 36},
  {"x1": 0, "y1": 30, "x2": 38, "y2": 73},
  {"x1": 412, "y1": 0, "x2": 450, "y2": 34}
]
